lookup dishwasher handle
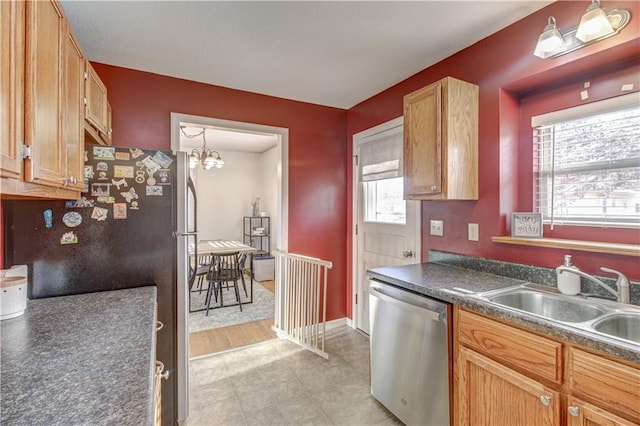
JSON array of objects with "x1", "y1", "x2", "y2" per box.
[{"x1": 369, "y1": 282, "x2": 447, "y2": 322}]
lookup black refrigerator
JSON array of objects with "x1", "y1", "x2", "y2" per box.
[{"x1": 2, "y1": 144, "x2": 193, "y2": 426}]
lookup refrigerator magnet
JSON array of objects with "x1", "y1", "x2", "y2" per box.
[
  {"x1": 66, "y1": 197, "x2": 95, "y2": 208},
  {"x1": 97, "y1": 171, "x2": 108, "y2": 181},
  {"x1": 146, "y1": 186, "x2": 163, "y2": 196},
  {"x1": 96, "y1": 162, "x2": 108, "y2": 172},
  {"x1": 141, "y1": 156, "x2": 161, "y2": 175},
  {"x1": 129, "y1": 147, "x2": 144, "y2": 159},
  {"x1": 60, "y1": 231, "x2": 78, "y2": 244},
  {"x1": 91, "y1": 207, "x2": 108, "y2": 221},
  {"x1": 115, "y1": 151, "x2": 130, "y2": 161},
  {"x1": 157, "y1": 169, "x2": 171, "y2": 185},
  {"x1": 113, "y1": 203, "x2": 127, "y2": 220},
  {"x1": 112, "y1": 178, "x2": 128, "y2": 190},
  {"x1": 152, "y1": 151, "x2": 173, "y2": 168},
  {"x1": 121, "y1": 187, "x2": 138, "y2": 203},
  {"x1": 84, "y1": 165, "x2": 94, "y2": 178},
  {"x1": 43, "y1": 209, "x2": 53, "y2": 228},
  {"x1": 62, "y1": 212, "x2": 82, "y2": 228},
  {"x1": 147, "y1": 176, "x2": 156, "y2": 186},
  {"x1": 96, "y1": 196, "x2": 115, "y2": 204},
  {"x1": 135, "y1": 171, "x2": 145, "y2": 184},
  {"x1": 93, "y1": 146, "x2": 115, "y2": 160},
  {"x1": 114, "y1": 165, "x2": 134, "y2": 179},
  {"x1": 130, "y1": 201, "x2": 139, "y2": 210},
  {"x1": 91, "y1": 183, "x2": 111, "y2": 197}
]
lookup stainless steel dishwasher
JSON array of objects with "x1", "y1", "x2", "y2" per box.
[{"x1": 369, "y1": 279, "x2": 451, "y2": 426}]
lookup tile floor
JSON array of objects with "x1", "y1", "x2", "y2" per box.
[{"x1": 182, "y1": 326, "x2": 402, "y2": 426}]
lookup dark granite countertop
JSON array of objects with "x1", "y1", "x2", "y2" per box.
[
  {"x1": 368, "y1": 262, "x2": 640, "y2": 363},
  {"x1": 1, "y1": 286, "x2": 157, "y2": 425}
]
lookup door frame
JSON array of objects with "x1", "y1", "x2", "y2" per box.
[
  {"x1": 170, "y1": 112, "x2": 289, "y2": 421},
  {"x1": 351, "y1": 116, "x2": 421, "y2": 332}
]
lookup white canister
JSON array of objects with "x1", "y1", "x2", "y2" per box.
[{"x1": 0, "y1": 276, "x2": 27, "y2": 320}]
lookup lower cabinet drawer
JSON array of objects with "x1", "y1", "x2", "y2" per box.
[
  {"x1": 567, "y1": 347, "x2": 640, "y2": 422},
  {"x1": 458, "y1": 309, "x2": 563, "y2": 384}
]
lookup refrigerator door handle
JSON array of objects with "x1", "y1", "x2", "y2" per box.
[{"x1": 173, "y1": 231, "x2": 198, "y2": 238}]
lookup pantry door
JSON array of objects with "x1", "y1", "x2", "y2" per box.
[{"x1": 353, "y1": 117, "x2": 421, "y2": 335}]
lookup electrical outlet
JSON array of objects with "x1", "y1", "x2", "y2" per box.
[
  {"x1": 468, "y1": 223, "x2": 479, "y2": 241},
  {"x1": 430, "y1": 220, "x2": 444, "y2": 236}
]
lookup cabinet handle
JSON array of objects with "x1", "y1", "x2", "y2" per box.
[
  {"x1": 568, "y1": 406, "x2": 580, "y2": 417},
  {"x1": 431, "y1": 185, "x2": 437, "y2": 191},
  {"x1": 156, "y1": 321, "x2": 164, "y2": 331},
  {"x1": 539, "y1": 395, "x2": 551, "y2": 406},
  {"x1": 155, "y1": 360, "x2": 169, "y2": 380}
]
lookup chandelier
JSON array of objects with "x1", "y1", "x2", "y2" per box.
[{"x1": 180, "y1": 126, "x2": 225, "y2": 170}]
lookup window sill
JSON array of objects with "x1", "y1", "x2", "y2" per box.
[{"x1": 491, "y1": 236, "x2": 640, "y2": 257}]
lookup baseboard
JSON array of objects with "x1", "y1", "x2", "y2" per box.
[{"x1": 325, "y1": 317, "x2": 349, "y2": 330}]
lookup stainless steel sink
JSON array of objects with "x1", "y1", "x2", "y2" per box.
[
  {"x1": 592, "y1": 313, "x2": 640, "y2": 344},
  {"x1": 475, "y1": 284, "x2": 640, "y2": 347},
  {"x1": 488, "y1": 290, "x2": 605, "y2": 323}
]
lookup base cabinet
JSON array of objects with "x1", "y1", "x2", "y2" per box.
[
  {"x1": 455, "y1": 308, "x2": 640, "y2": 426},
  {"x1": 567, "y1": 397, "x2": 637, "y2": 426},
  {"x1": 457, "y1": 346, "x2": 560, "y2": 426}
]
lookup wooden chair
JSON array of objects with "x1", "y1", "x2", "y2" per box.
[{"x1": 204, "y1": 252, "x2": 243, "y2": 315}]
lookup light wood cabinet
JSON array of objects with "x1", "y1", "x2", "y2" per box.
[
  {"x1": 458, "y1": 346, "x2": 561, "y2": 426},
  {"x1": 85, "y1": 61, "x2": 110, "y2": 138},
  {"x1": 403, "y1": 76, "x2": 478, "y2": 200},
  {"x1": 1, "y1": 0, "x2": 84, "y2": 199},
  {"x1": 0, "y1": 0, "x2": 24, "y2": 182},
  {"x1": 567, "y1": 396, "x2": 637, "y2": 426},
  {"x1": 456, "y1": 307, "x2": 640, "y2": 426}
]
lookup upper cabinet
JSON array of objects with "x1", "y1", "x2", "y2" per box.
[
  {"x1": 84, "y1": 61, "x2": 112, "y2": 145},
  {"x1": 0, "y1": 0, "x2": 24, "y2": 182},
  {"x1": 403, "y1": 76, "x2": 478, "y2": 200},
  {"x1": 1, "y1": 0, "x2": 86, "y2": 199}
]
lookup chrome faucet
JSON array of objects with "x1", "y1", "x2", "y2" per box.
[{"x1": 556, "y1": 266, "x2": 630, "y2": 304}]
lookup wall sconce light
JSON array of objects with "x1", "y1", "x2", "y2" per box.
[{"x1": 533, "y1": 1, "x2": 630, "y2": 59}]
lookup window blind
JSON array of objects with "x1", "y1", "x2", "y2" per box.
[
  {"x1": 359, "y1": 131, "x2": 403, "y2": 182},
  {"x1": 532, "y1": 93, "x2": 640, "y2": 228}
]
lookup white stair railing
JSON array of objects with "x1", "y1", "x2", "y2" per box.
[{"x1": 272, "y1": 250, "x2": 332, "y2": 359}]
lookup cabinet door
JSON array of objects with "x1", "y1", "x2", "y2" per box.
[
  {"x1": 62, "y1": 24, "x2": 85, "y2": 191},
  {"x1": 458, "y1": 346, "x2": 560, "y2": 426},
  {"x1": 567, "y1": 396, "x2": 638, "y2": 426},
  {"x1": 403, "y1": 81, "x2": 441, "y2": 199},
  {"x1": 24, "y1": 0, "x2": 66, "y2": 188},
  {"x1": 1, "y1": 0, "x2": 24, "y2": 180},
  {"x1": 85, "y1": 61, "x2": 108, "y2": 134}
]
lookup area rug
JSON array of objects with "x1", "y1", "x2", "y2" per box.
[{"x1": 188, "y1": 278, "x2": 275, "y2": 333}]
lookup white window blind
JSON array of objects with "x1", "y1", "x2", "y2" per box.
[
  {"x1": 532, "y1": 93, "x2": 640, "y2": 228},
  {"x1": 359, "y1": 131, "x2": 403, "y2": 182}
]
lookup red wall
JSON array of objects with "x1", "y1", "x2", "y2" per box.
[
  {"x1": 91, "y1": 64, "x2": 349, "y2": 320},
  {"x1": 346, "y1": 0, "x2": 640, "y2": 314}
]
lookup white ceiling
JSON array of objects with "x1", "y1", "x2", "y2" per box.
[
  {"x1": 179, "y1": 124, "x2": 279, "y2": 153},
  {"x1": 61, "y1": 0, "x2": 552, "y2": 111}
]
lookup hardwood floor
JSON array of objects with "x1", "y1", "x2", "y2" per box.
[{"x1": 189, "y1": 280, "x2": 276, "y2": 358}]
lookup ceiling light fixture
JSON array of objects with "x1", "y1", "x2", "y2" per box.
[
  {"x1": 180, "y1": 126, "x2": 225, "y2": 170},
  {"x1": 533, "y1": 2, "x2": 630, "y2": 59}
]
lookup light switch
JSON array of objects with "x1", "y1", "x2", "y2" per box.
[
  {"x1": 430, "y1": 220, "x2": 444, "y2": 236},
  {"x1": 468, "y1": 223, "x2": 479, "y2": 241}
]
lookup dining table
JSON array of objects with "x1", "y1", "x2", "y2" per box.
[{"x1": 188, "y1": 240, "x2": 259, "y2": 313}]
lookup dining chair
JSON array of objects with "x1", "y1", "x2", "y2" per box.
[
  {"x1": 192, "y1": 254, "x2": 213, "y2": 294},
  {"x1": 204, "y1": 252, "x2": 243, "y2": 315}
]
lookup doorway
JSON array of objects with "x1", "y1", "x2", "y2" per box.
[
  {"x1": 352, "y1": 117, "x2": 421, "y2": 335},
  {"x1": 171, "y1": 113, "x2": 289, "y2": 421}
]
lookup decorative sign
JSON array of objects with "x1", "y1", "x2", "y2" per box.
[{"x1": 511, "y1": 213, "x2": 543, "y2": 238}]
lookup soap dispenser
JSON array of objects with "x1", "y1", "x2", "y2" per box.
[{"x1": 557, "y1": 255, "x2": 581, "y2": 295}]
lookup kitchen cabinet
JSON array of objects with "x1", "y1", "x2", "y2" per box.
[
  {"x1": 455, "y1": 308, "x2": 640, "y2": 426},
  {"x1": 458, "y1": 346, "x2": 561, "y2": 426},
  {"x1": 2, "y1": 0, "x2": 84, "y2": 199},
  {"x1": 403, "y1": 76, "x2": 478, "y2": 200},
  {"x1": 85, "y1": 60, "x2": 112, "y2": 145},
  {"x1": 567, "y1": 396, "x2": 637, "y2": 426},
  {"x1": 0, "y1": 0, "x2": 24, "y2": 182}
]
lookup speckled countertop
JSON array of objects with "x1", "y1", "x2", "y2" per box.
[
  {"x1": 368, "y1": 262, "x2": 640, "y2": 363},
  {"x1": 1, "y1": 286, "x2": 157, "y2": 425}
]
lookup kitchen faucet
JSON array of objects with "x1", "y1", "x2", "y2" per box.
[{"x1": 556, "y1": 266, "x2": 630, "y2": 304}]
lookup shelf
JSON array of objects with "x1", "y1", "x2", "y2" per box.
[{"x1": 491, "y1": 236, "x2": 640, "y2": 257}]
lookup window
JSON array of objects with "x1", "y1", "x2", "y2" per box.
[
  {"x1": 533, "y1": 93, "x2": 640, "y2": 228},
  {"x1": 359, "y1": 127, "x2": 406, "y2": 224}
]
